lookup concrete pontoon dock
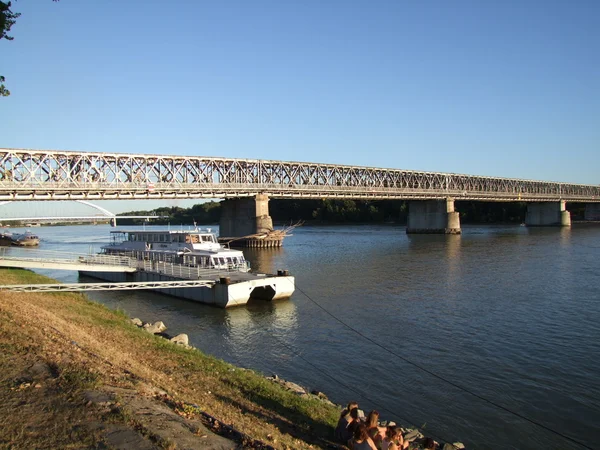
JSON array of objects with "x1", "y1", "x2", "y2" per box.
[{"x1": 79, "y1": 267, "x2": 295, "y2": 308}]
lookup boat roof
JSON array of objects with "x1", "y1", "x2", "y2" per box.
[{"x1": 110, "y1": 229, "x2": 215, "y2": 234}]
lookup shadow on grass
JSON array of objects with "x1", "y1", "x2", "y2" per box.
[{"x1": 213, "y1": 392, "x2": 345, "y2": 449}]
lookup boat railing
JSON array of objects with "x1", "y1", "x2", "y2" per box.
[
  {"x1": 137, "y1": 260, "x2": 250, "y2": 279},
  {"x1": 0, "y1": 247, "x2": 251, "y2": 278}
]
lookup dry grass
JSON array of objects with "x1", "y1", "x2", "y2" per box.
[{"x1": 0, "y1": 268, "x2": 340, "y2": 449}]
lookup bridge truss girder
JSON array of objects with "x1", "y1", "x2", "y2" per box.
[{"x1": 0, "y1": 148, "x2": 598, "y2": 202}]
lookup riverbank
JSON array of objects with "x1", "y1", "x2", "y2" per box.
[
  {"x1": 0, "y1": 268, "x2": 342, "y2": 449},
  {"x1": 0, "y1": 268, "x2": 462, "y2": 449}
]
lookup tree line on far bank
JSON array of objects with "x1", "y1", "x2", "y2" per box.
[{"x1": 116, "y1": 199, "x2": 589, "y2": 226}]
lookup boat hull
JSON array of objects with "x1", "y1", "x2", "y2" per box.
[
  {"x1": 78, "y1": 270, "x2": 294, "y2": 308},
  {"x1": 12, "y1": 239, "x2": 40, "y2": 247}
]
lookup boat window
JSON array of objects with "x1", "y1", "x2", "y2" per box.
[
  {"x1": 159, "y1": 234, "x2": 165, "y2": 242},
  {"x1": 201, "y1": 235, "x2": 210, "y2": 242},
  {"x1": 219, "y1": 257, "x2": 225, "y2": 265}
]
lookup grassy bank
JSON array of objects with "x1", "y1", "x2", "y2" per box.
[{"x1": 0, "y1": 268, "x2": 341, "y2": 449}]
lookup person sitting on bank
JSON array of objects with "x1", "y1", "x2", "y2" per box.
[
  {"x1": 381, "y1": 426, "x2": 409, "y2": 450},
  {"x1": 346, "y1": 406, "x2": 366, "y2": 441},
  {"x1": 334, "y1": 401, "x2": 359, "y2": 443},
  {"x1": 349, "y1": 422, "x2": 378, "y2": 450},
  {"x1": 422, "y1": 437, "x2": 438, "y2": 449},
  {"x1": 364, "y1": 410, "x2": 386, "y2": 448}
]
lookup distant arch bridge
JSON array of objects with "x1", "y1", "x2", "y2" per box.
[{"x1": 0, "y1": 200, "x2": 159, "y2": 224}]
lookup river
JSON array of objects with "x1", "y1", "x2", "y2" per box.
[{"x1": 3, "y1": 223, "x2": 599, "y2": 449}]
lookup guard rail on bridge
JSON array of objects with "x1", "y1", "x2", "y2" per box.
[{"x1": 0, "y1": 148, "x2": 598, "y2": 202}]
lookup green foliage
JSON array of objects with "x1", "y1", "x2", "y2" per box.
[
  {"x1": 0, "y1": 1, "x2": 20, "y2": 41},
  {"x1": 117, "y1": 201, "x2": 222, "y2": 225},
  {"x1": 455, "y1": 201, "x2": 526, "y2": 224},
  {"x1": 60, "y1": 366, "x2": 100, "y2": 390},
  {"x1": 270, "y1": 198, "x2": 408, "y2": 223},
  {"x1": 0, "y1": 75, "x2": 10, "y2": 97},
  {"x1": 119, "y1": 199, "x2": 529, "y2": 226},
  {"x1": 1, "y1": 1, "x2": 21, "y2": 97}
]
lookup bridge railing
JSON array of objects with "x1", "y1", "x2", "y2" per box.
[{"x1": 0, "y1": 180, "x2": 598, "y2": 201}]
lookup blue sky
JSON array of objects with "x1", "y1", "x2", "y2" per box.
[{"x1": 1, "y1": 1, "x2": 599, "y2": 213}]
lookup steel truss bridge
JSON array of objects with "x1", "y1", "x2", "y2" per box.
[{"x1": 0, "y1": 148, "x2": 598, "y2": 202}]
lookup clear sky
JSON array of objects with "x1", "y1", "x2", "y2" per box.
[{"x1": 1, "y1": 1, "x2": 599, "y2": 213}]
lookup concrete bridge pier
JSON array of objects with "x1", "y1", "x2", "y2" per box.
[
  {"x1": 584, "y1": 204, "x2": 600, "y2": 221},
  {"x1": 525, "y1": 201, "x2": 571, "y2": 226},
  {"x1": 406, "y1": 198, "x2": 461, "y2": 234},
  {"x1": 219, "y1": 194, "x2": 280, "y2": 247}
]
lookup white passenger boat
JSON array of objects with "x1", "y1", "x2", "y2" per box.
[{"x1": 101, "y1": 228, "x2": 250, "y2": 272}]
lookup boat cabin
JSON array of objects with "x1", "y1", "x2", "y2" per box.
[{"x1": 103, "y1": 229, "x2": 248, "y2": 270}]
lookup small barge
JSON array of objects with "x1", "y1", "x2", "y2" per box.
[
  {"x1": 0, "y1": 231, "x2": 12, "y2": 247},
  {"x1": 78, "y1": 228, "x2": 295, "y2": 308},
  {"x1": 10, "y1": 231, "x2": 40, "y2": 247}
]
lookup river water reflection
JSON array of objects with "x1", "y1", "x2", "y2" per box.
[{"x1": 5, "y1": 223, "x2": 600, "y2": 449}]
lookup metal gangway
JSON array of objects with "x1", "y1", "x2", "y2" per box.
[
  {"x1": 0, "y1": 248, "x2": 138, "y2": 272},
  {"x1": 0, "y1": 279, "x2": 215, "y2": 293}
]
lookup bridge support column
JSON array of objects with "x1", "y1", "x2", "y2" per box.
[
  {"x1": 584, "y1": 204, "x2": 600, "y2": 221},
  {"x1": 525, "y1": 201, "x2": 571, "y2": 227},
  {"x1": 406, "y1": 199, "x2": 461, "y2": 234},
  {"x1": 219, "y1": 194, "x2": 281, "y2": 247}
]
